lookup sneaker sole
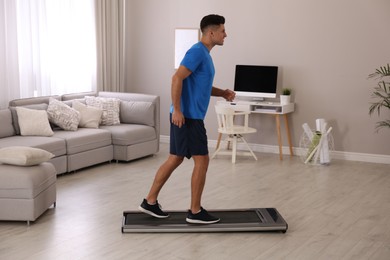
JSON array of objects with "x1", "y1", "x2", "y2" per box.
[
  {"x1": 185, "y1": 217, "x2": 220, "y2": 224},
  {"x1": 138, "y1": 206, "x2": 169, "y2": 218}
]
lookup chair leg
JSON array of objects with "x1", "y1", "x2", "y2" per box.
[
  {"x1": 212, "y1": 134, "x2": 224, "y2": 159},
  {"x1": 216, "y1": 133, "x2": 222, "y2": 150},
  {"x1": 213, "y1": 134, "x2": 257, "y2": 163},
  {"x1": 227, "y1": 135, "x2": 232, "y2": 150},
  {"x1": 211, "y1": 145, "x2": 222, "y2": 159},
  {"x1": 240, "y1": 136, "x2": 258, "y2": 161},
  {"x1": 232, "y1": 135, "x2": 238, "y2": 163}
]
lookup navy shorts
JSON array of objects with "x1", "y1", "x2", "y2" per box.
[{"x1": 170, "y1": 115, "x2": 208, "y2": 159}]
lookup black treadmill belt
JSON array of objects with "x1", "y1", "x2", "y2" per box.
[{"x1": 122, "y1": 208, "x2": 288, "y2": 233}]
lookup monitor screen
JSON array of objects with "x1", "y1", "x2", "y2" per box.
[{"x1": 234, "y1": 65, "x2": 278, "y2": 100}]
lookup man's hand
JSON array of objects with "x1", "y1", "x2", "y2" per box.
[
  {"x1": 223, "y1": 89, "x2": 236, "y2": 102},
  {"x1": 172, "y1": 110, "x2": 185, "y2": 128}
]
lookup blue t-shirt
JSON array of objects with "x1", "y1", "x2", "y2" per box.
[{"x1": 170, "y1": 42, "x2": 215, "y2": 120}]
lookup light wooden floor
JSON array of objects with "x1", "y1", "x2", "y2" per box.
[{"x1": 1, "y1": 143, "x2": 389, "y2": 260}]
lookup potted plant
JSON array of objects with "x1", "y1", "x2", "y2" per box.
[
  {"x1": 280, "y1": 88, "x2": 292, "y2": 105},
  {"x1": 368, "y1": 64, "x2": 390, "y2": 131}
]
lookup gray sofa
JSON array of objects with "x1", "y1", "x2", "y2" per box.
[{"x1": 0, "y1": 91, "x2": 160, "y2": 174}]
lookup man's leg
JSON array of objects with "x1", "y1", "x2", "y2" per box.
[
  {"x1": 190, "y1": 154, "x2": 209, "y2": 213},
  {"x1": 145, "y1": 154, "x2": 184, "y2": 204},
  {"x1": 186, "y1": 154, "x2": 220, "y2": 224}
]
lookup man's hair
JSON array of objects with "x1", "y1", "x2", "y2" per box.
[{"x1": 200, "y1": 14, "x2": 225, "y2": 33}]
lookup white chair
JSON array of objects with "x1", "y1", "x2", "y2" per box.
[{"x1": 211, "y1": 105, "x2": 258, "y2": 163}]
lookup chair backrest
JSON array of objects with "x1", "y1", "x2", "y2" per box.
[
  {"x1": 215, "y1": 105, "x2": 235, "y2": 132},
  {"x1": 215, "y1": 104, "x2": 254, "y2": 133}
]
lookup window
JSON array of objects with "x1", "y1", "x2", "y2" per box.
[{"x1": 0, "y1": 0, "x2": 97, "y2": 108}]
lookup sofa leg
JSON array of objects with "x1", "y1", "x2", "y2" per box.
[
  {"x1": 27, "y1": 220, "x2": 30, "y2": 226},
  {"x1": 53, "y1": 202, "x2": 56, "y2": 208}
]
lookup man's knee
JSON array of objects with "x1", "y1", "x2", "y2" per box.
[
  {"x1": 193, "y1": 155, "x2": 210, "y2": 165},
  {"x1": 168, "y1": 154, "x2": 185, "y2": 166}
]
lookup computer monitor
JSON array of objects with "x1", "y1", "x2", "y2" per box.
[{"x1": 234, "y1": 65, "x2": 278, "y2": 101}]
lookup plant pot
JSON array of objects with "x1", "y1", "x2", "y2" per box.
[{"x1": 280, "y1": 95, "x2": 291, "y2": 105}]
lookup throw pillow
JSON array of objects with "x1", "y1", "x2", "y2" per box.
[
  {"x1": 0, "y1": 146, "x2": 54, "y2": 166},
  {"x1": 72, "y1": 100, "x2": 103, "y2": 128},
  {"x1": 10, "y1": 103, "x2": 48, "y2": 135},
  {"x1": 15, "y1": 107, "x2": 54, "y2": 136},
  {"x1": 85, "y1": 96, "x2": 120, "y2": 125},
  {"x1": 120, "y1": 101, "x2": 155, "y2": 126},
  {"x1": 0, "y1": 109, "x2": 15, "y2": 138},
  {"x1": 47, "y1": 98, "x2": 80, "y2": 131}
]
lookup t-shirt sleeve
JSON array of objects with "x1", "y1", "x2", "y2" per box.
[{"x1": 180, "y1": 47, "x2": 203, "y2": 72}]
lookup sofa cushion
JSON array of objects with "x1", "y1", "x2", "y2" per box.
[
  {"x1": 52, "y1": 128, "x2": 112, "y2": 154},
  {"x1": 72, "y1": 100, "x2": 103, "y2": 129},
  {"x1": 16, "y1": 107, "x2": 54, "y2": 136},
  {"x1": 0, "y1": 135, "x2": 66, "y2": 157},
  {"x1": 100, "y1": 124, "x2": 156, "y2": 146},
  {"x1": 85, "y1": 96, "x2": 120, "y2": 125},
  {"x1": 0, "y1": 146, "x2": 54, "y2": 166},
  {"x1": 120, "y1": 101, "x2": 155, "y2": 127},
  {"x1": 0, "y1": 109, "x2": 15, "y2": 138},
  {"x1": 10, "y1": 103, "x2": 48, "y2": 135},
  {"x1": 47, "y1": 98, "x2": 80, "y2": 131}
]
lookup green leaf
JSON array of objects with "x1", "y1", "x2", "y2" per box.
[{"x1": 368, "y1": 64, "x2": 390, "y2": 131}]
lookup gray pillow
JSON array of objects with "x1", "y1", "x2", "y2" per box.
[
  {"x1": 0, "y1": 109, "x2": 15, "y2": 138},
  {"x1": 120, "y1": 101, "x2": 154, "y2": 126}
]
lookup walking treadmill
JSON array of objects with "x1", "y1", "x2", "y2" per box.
[{"x1": 122, "y1": 208, "x2": 288, "y2": 233}]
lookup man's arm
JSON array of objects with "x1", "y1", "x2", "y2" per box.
[
  {"x1": 171, "y1": 65, "x2": 192, "y2": 128},
  {"x1": 211, "y1": 87, "x2": 235, "y2": 102}
]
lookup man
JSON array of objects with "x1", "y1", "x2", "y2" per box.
[{"x1": 139, "y1": 14, "x2": 235, "y2": 224}]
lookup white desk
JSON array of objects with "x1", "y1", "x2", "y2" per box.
[{"x1": 216, "y1": 101, "x2": 295, "y2": 160}]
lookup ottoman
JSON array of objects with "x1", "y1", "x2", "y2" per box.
[{"x1": 0, "y1": 162, "x2": 57, "y2": 225}]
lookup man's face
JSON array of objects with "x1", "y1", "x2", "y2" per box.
[{"x1": 211, "y1": 24, "x2": 227, "y2": 46}]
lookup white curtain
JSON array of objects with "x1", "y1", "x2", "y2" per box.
[
  {"x1": 95, "y1": 0, "x2": 125, "y2": 92},
  {"x1": 0, "y1": 0, "x2": 97, "y2": 109},
  {"x1": 0, "y1": 1, "x2": 20, "y2": 109}
]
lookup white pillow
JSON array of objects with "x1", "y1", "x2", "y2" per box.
[
  {"x1": 47, "y1": 98, "x2": 80, "y2": 131},
  {"x1": 72, "y1": 100, "x2": 103, "y2": 128},
  {"x1": 85, "y1": 96, "x2": 120, "y2": 125},
  {"x1": 16, "y1": 107, "x2": 54, "y2": 136},
  {"x1": 0, "y1": 146, "x2": 54, "y2": 166}
]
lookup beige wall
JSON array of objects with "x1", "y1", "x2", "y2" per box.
[{"x1": 124, "y1": 0, "x2": 390, "y2": 157}]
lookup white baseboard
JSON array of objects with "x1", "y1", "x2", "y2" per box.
[{"x1": 160, "y1": 135, "x2": 390, "y2": 165}]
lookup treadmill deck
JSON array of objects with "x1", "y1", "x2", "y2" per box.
[{"x1": 122, "y1": 208, "x2": 288, "y2": 233}]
